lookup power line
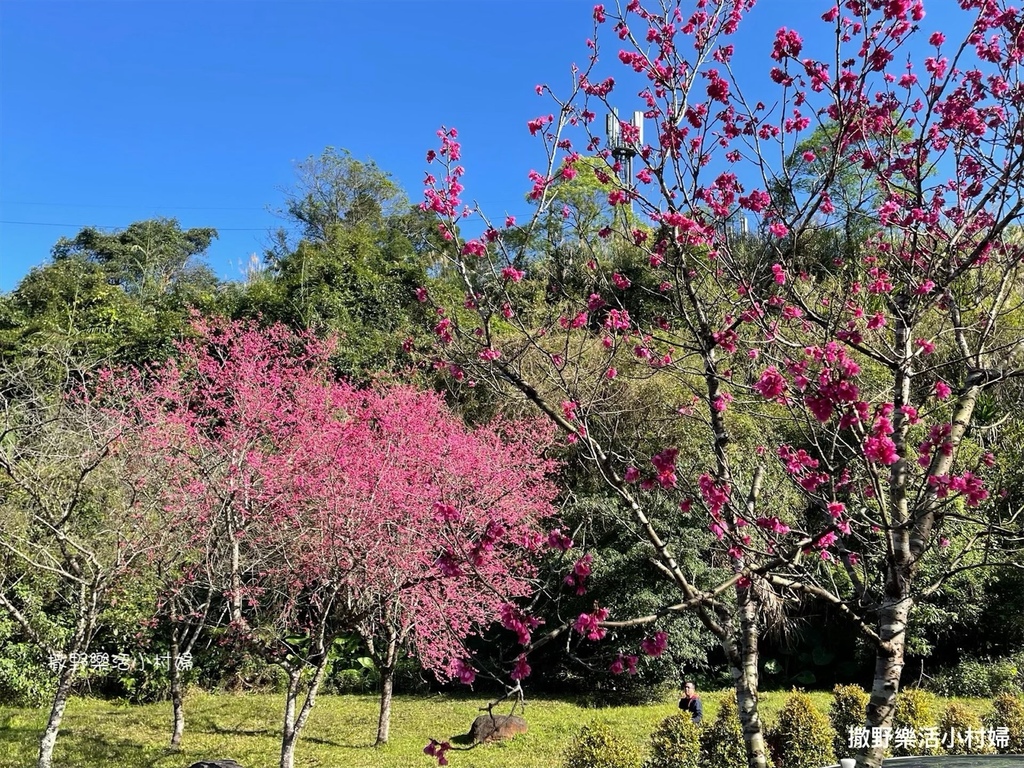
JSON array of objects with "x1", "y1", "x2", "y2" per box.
[
  {"x1": 0, "y1": 220, "x2": 275, "y2": 232},
  {"x1": 0, "y1": 200, "x2": 268, "y2": 212}
]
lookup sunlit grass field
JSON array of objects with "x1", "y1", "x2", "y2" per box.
[{"x1": 0, "y1": 689, "x2": 996, "y2": 768}]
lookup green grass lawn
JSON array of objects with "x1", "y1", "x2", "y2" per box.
[{"x1": 0, "y1": 689, "x2": 998, "y2": 768}]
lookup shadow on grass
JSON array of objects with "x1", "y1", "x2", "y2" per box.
[
  {"x1": 50, "y1": 733, "x2": 175, "y2": 768},
  {"x1": 0, "y1": 725, "x2": 40, "y2": 746},
  {"x1": 208, "y1": 722, "x2": 273, "y2": 737},
  {"x1": 293, "y1": 734, "x2": 354, "y2": 749}
]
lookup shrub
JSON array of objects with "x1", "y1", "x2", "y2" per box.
[
  {"x1": 892, "y1": 687, "x2": 942, "y2": 757},
  {"x1": 0, "y1": 639, "x2": 51, "y2": 706},
  {"x1": 988, "y1": 658, "x2": 1023, "y2": 695},
  {"x1": 325, "y1": 667, "x2": 374, "y2": 694},
  {"x1": 938, "y1": 701, "x2": 994, "y2": 755},
  {"x1": 771, "y1": 690, "x2": 836, "y2": 768},
  {"x1": 953, "y1": 658, "x2": 993, "y2": 697},
  {"x1": 984, "y1": 692, "x2": 1024, "y2": 754},
  {"x1": 930, "y1": 655, "x2": 1023, "y2": 698},
  {"x1": 829, "y1": 684, "x2": 869, "y2": 760},
  {"x1": 646, "y1": 714, "x2": 701, "y2": 768},
  {"x1": 700, "y1": 694, "x2": 749, "y2": 768},
  {"x1": 577, "y1": 670, "x2": 673, "y2": 707},
  {"x1": 563, "y1": 722, "x2": 643, "y2": 768}
]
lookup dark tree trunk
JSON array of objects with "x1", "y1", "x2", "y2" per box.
[{"x1": 375, "y1": 637, "x2": 399, "y2": 746}]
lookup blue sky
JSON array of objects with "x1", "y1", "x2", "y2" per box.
[{"x1": 0, "y1": 0, "x2": 972, "y2": 292}]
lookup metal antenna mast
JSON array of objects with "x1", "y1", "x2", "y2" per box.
[{"x1": 605, "y1": 108, "x2": 644, "y2": 215}]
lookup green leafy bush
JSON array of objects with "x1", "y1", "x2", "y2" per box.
[
  {"x1": 563, "y1": 722, "x2": 643, "y2": 768},
  {"x1": 646, "y1": 714, "x2": 701, "y2": 768},
  {"x1": 770, "y1": 690, "x2": 836, "y2": 768},
  {"x1": 938, "y1": 701, "x2": 994, "y2": 755},
  {"x1": 829, "y1": 684, "x2": 869, "y2": 760},
  {"x1": 0, "y1": 640, "x2": 51, "y2": 706},
  {"x1": 930, "y1": 656, "x2": 1023, "y2": 697},
  {"x1": 699, "y1": 694, "x2": 748, "y2": 768},
  {"x1": 574, "y1": 667, "x2": 674, "y2": 707},
  {"x1": 893, "y1": 687, "x2": 942, "y2": 757},
  {"x1": 983, "y1": 692, "x2": 1024, "y2": 754},
  {"x1": 988, "y1": 658, "x2": 1024, "y2": 695},
  {"x1": 325, "y1": 667, "x2": 375, "y2": 694}
]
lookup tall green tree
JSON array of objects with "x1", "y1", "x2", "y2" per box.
[
  {"x1": 51, "y1": 218, "x2": 219, "y2": 304},
  {"x1": 241, "y1": 148, "x2": 432, "y2": 381},
  {"x1": 2, "y1": 219, "x2": 223, "y2": 369}
]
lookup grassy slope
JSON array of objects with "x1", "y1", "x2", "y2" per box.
[{"x1": 0, "y1": 690, "x2": 996, "y2": 768}]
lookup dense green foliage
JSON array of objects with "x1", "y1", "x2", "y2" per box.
[
  {"x1": 699, "y1": 694, "x2": 748, "y2": 768},
  {"x1": 0, "y1": 218, "x2": 224, "y2": 368},
  {"x1": 0, "y1": 620, "x2": 50, "y2": 706},
  {"x1": 938, "y1": 701, "x2": 994, "y2": 755},
  {"x1": 237, "y1": 148, "x2": 434, "y2": 382},
  {"x1": 563, "y1": 722, "x2": 644, "y2": 768},
  {"x1": 929, "y1": 654, "x2": 1024, "y2": 698},
  {"x1": 645, "y1": 714, "x2": 701, "y2": 768},
  {"x1": 769, "y1": 691, "x2": 835, "y2": 768},
  {"x1": 829, "y1": 684, "x2": 869, "y2": 760},
  {"x1": 892, "y1": 688, "x2": 943, "y2": 757},
  {"x1": 983, "y1": 692, "x2": 1024, "y2": 754}
]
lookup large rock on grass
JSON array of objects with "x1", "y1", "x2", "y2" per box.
[{"x1": 468, "y1": 714, "x2": 528, "y2": 743}]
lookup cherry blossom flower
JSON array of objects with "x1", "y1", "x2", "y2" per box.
[{"x1": 640, "y1": 631, "x2": 668, "y2": 656}]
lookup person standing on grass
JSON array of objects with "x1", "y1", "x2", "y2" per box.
[{"x1": 679, "y1": 680, "x2": 703, "y2": 723}]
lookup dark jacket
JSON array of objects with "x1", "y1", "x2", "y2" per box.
[{"x1": 679, "y1": 694, "x2": 703, "y2": 723}]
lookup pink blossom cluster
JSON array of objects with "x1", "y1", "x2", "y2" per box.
[
  {"x1": 864, "y1": 410, "x2": 900, "y2": 465},
  {"x1": 756, "y1": 516, "x2": 791, "y2": 535},
  {"x1": 129, "y1": 318, "x2": 560, "y2": 692},
  {"x1": 574, "y1": 606, "x2": 610, "y2": 641},
  {"x1": 802, "y1": 343, "x2": 862, "y2": 423},
  {"x1": 604, "y1": 308, "x2": 632, "y2": 332},
  {"x1": 640, "y1": 631, "x2": 668, "y2": 656},
  {"x1": 650, "y1": 447, "x2": 678, "y2": 489},
  {"x1": 609, "y1": 653, "x2": 639, "y2": 675},
  {"x1": 928, "y1": 472, "x2": 989, "y2": 507},
  {"x1": 499, "y1": 602, "x2": 544, "y2": 645},
  {"x1": 454, "y1": 659, "x2": 477, "y2": 685},
  {"x1": 421, "y1": 128, "x2": 466, "y2": 231},
  {"x1": 424, "y1": 740, "x2": 452, "y2": 765},
  {"x1": 698, "y1": 473, "x2": 730, "y2": 517},
  {"x1": 778, "y1": 445, "x2": 828, "y2": 492},
  {"x1": 754, "y1": 366, "x2": 788, "y2": 401},
  {"x1": 511, "y1": 654, "x2": 532, "y2": 681},
  {"x1": 501, "y1": 266, "x2": 526, "y2": 283},
  {"x1": 547, "y1": 528, "x2": 574, "y2": 551},
  {"x1": 917, "y1": 423, "x2": 953, "y2": 467},
  {"x1": 564, "y1": 554, "x2": 593, "y2": 595}
]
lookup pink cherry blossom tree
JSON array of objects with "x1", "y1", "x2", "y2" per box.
[
  {"x1": 418, "y1": 2, "x2": 1024, "y2": 767},
  {"x1": 126, "y1": 317, "x2": 557, "y2": 767}
]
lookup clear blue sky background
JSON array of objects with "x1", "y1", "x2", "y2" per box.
[{"x1": 0, "y1": 0, "x2": 971, "y2": 292}]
